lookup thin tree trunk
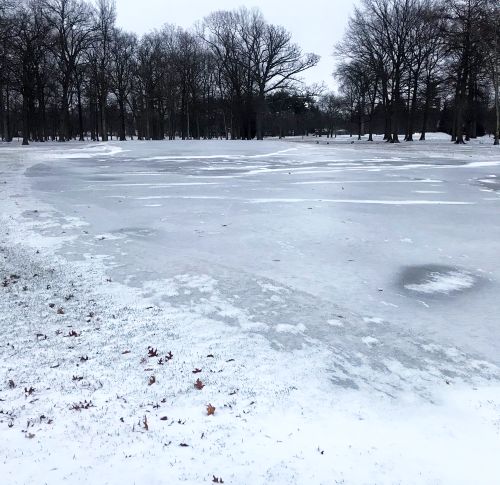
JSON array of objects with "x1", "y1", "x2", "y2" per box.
[
  {"x1": 119, "y1": 98, "x2": 126, "y2": 141},
  {"x1": 22, "y1": 85, "x2": 30, "y2": 146},
  {"x1": 493, "y1": 62, "x2": 499, "y2": 145},
  {"x1": 77, "y1": 84, "x2": 84, "y2": 141}
]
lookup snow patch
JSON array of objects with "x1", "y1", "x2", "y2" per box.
[
  {"x1": 327, "y1": 319, "x2": 344, "y2": 327},
  {"x1": 405, "y1": 271, "x2": 476, "y2": 295},
  {"x1": 362, "y1": 336, "x2": 380, "y2": 346},
  {"x1": 275, "y1": 323, "x2": 307, "y2": 334}
]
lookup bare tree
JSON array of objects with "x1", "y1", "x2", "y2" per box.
[
  {"x1": 483, "y1": 0, "x2": 499, "y2": 144},
  {"x1": 93, "y1": 0, "x2": 115, "y2": 141},
  {"x1": 444, "y1": 0, "x2": 487, "y2": 143},
  {"x1": 43, "y1": 0, "x2": 95, "y2": 141},
  {"x1": 203, "y1": 8, "x2": 318, "y2": 139},
  {"x1": 109, "y1": 28, "x2": 136, "y2": 141},
  {"x1": 239, "y1": 8, "x2": 319, "y2": 139}
]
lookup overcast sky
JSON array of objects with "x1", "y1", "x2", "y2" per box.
[{"x1": 115, "y1": 0, "x2": 358, "y2": 91}]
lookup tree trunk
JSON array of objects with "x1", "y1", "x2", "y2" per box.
[
  {"x1": 420, "y1": 78, "x2": 431, "y2": 141},
  {"x1": 406, "y1": 71, "x2": 419, "y2": 142},
  {"x1": 494, "y1": 63, "x2": 499, "y2": 145},
  {"x1": 22, "y1": 87, "x2": 29, "y2": 146},
  {"x1": 77, "y1": 85, "x2": 84, "y2": 142},
  {"x1": 255, "y1": 93, "x2": 265, "y2": 140},
  {"x1": 119, "y1": 98, "x2": 126, "y2": 141},
  {"x1": 61, "y1": 81, "x2": 70, "y2": 142},
  {"x1": 3, "y1": 84, "x2": 11, "y2": 142},
  {"x1": 99, "y1": 95, "x2": 108, "y2": 141}
]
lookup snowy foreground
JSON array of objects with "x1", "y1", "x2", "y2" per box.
[{"x1": 1, "y1": 135, "x2": 500, "y2": 484}]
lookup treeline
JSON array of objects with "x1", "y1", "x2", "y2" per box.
[
  {"x1": 333, "y1": 0, "x2": 500, "y2": 144},
  {"x1": 0, "y1": 0, "x2": 320, "y2": 144},
  {"x1": 1, "y1": 0, "x2": 499, "y2": 145}
]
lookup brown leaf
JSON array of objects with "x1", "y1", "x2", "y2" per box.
[
  {"x1": 160, "y1": 416, "x2": 168, "y2": 421},
  {"x1": 57, "y1": 307, "x2": 65, "y2": 315},
  {"x1": 194, "y1": 379, "x2": 205, "y2": 390},
  {"x1": 70, "y1": 400, "x2": 94, "y2": 411},
  {"x1": 148, "y1": 347, "x2": 158, "y2": 358},
  {"x1": 121, "y1": 350, "x2": 131, "y2": 355},
  {"x1": 192, "y1": 368, "x2": 202, "y2": 374},
  {"x1": 148, "y1": 375, "x2": 156, "y2": 386},
  {"x1": 206, "y1": 403, "x2": 215, "y2": 416}
]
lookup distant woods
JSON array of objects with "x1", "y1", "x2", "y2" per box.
[
  {"x1": 0, "y1": 0, "x2": 319, "y2": 144},
  {"x1": 0, "y1": 0, "x2": 498, "y2": 144},
  {"x1": 336, "y1": 0, "x2": 500, "y2": 145}
]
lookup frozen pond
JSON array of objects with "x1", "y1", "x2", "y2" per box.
[
  {"x1": 1, "y1": 136, "x2": 500, "y2": 484},
  {"x1": 9, "y1": 137, "x2": 500, "y2": 362}
]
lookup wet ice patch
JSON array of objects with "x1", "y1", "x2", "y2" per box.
[
  {"x1": 24, "y1": 163, "x2": 54, "y2": 177},
  {"x1": 400, "y1": 265, "x2": 477, "y2": 296},
  {"x1": 113, "y1": 227, "x2": 157, "y2": 238},
  {"x1": 477, "y1": 178, "x2": 500, "y2": 192}
]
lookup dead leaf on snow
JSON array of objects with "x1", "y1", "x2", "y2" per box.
[{"x1": 148, "y1": 347, "x2": 158, "y2": 358}]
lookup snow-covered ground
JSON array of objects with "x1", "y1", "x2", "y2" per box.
[{"x1": 1, "y1": 134, "x2": 500, "y2": 484}]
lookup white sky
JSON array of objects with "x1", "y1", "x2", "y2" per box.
[{"x1": 115, "y1": 0, "x2": 358, "y2": 91}]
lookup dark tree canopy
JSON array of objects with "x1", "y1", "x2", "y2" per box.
[
  {"x1": 333, "y1": 0, "x2": 500, "y2": 145},
  {"x1": 0, "y1": 0, "x2": 498, "y2": 144},
  {"x1": 0, "y1": 1, "x2": 319, "y2": 143}
]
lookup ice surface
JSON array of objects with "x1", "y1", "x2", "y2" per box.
[{"x1": 1, "y1": 135, "x2": 500, "y2": 484}]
